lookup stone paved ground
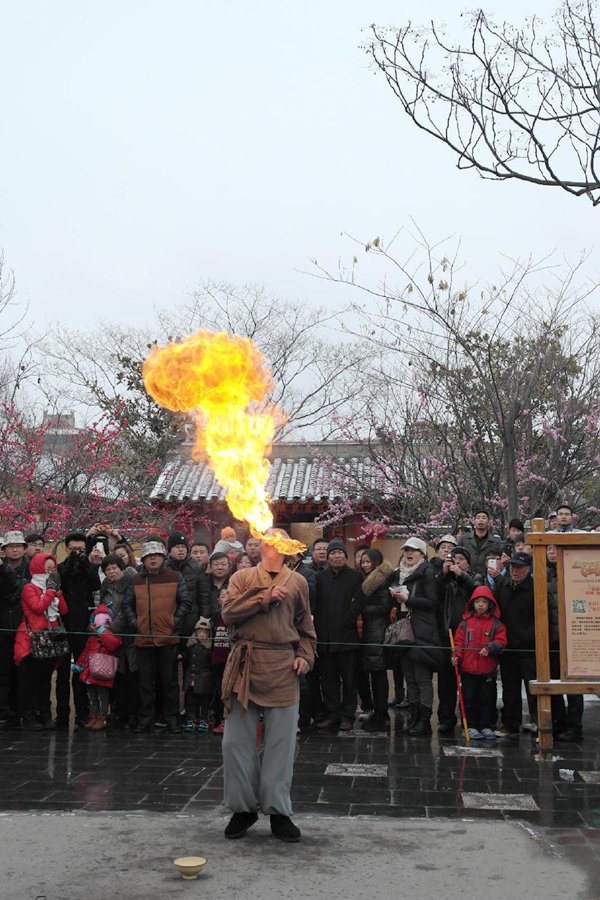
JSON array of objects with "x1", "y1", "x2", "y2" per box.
[
  {"x1": 0, "y1": 812, "x2": 595, "y2": 900},
  {"x1": 1, "y1": 699, "x2": 600, "y2": 895}
]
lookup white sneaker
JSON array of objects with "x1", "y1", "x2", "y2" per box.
[
  {"x1": 521, "y1": 722, "x2": 538, "y2": 734},
  {"x1": 467, "y1": 727, "x2": 484, "y2": 739}
]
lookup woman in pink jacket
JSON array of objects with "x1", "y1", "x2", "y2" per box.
[{"x1": 15, "y1": 553, "x2": 68, "y2": 731}]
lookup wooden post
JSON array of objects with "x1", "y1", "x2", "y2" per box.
[{"x1": 531, "y1": 518, "x2": 553, "y2": 754}]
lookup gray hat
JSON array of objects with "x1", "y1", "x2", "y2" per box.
[
  {"x1": 403, "y1": 537, "x2": 428, "y2": 556},
  {"x1": 140, "y1": 540, "x2": 167, "y2": 560},
  {"x1": 194, "y1": 616, "x2": 212, "y2": 631},
  {"x1": 437, "y1": 534, "x2": 458, "y2": 547},
  {"x1": 1, "y1": 530, "x2": 27, "y2": 548}
]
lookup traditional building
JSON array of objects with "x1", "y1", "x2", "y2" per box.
[{"x1": 149, "y1": 440, "x2": 384, "y2": 548}]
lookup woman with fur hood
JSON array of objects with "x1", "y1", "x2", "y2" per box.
[
  {"x1": 389, "y1": 537, "x2": 442, "y2": 737},
  {"x1": 354, "y1": 549, "x2": 394, "y2": 731}
]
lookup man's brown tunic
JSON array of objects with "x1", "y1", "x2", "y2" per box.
[{"x1": 221, "y1": 563, "x2": 316, "y2": 712}]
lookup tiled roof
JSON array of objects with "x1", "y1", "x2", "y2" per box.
[{"x1": 150, "y1": 447, "x2": 379, "y2": 504}]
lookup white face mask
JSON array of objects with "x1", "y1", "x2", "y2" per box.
[{"x1": 31, "y1": 572, "x2": 49, "y2": 591}]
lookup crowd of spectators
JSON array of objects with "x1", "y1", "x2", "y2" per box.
[{"x1": 0, "y1": 505, "x2": 589, "y2": 743}]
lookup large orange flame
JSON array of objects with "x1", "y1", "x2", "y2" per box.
[{"x1": 143, "y1": 330, "x2": 306, "y2": 555}]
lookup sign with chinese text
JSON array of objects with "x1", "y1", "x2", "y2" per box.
[{"x1": 563, "y1": 548, "x2": 600, "y2": 679}]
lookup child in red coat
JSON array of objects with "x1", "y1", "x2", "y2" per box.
[
  {"x1": 452, "y1": 585, "x2": 507, "y2": 741},
  {"x1": 73, "y1": 604, "x2": 121, "y2": 731}
]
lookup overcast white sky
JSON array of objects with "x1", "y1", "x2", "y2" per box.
[{"x1": 1, "y1": 1, "x2": 599, "y2": 330}]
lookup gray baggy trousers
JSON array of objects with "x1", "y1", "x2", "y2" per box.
[{"x1": 223, "y1": 695, "x2": 299, "y2": 816}]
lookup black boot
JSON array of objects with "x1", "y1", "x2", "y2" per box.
[
  {"x1": 402, "y1": 703, "x2": 419, "y2": 734},
  {"x1": 409, "y1": 705, "x2": 432, "y2": 736},
  {"x1": 224, "y1": 812, "x2": 258, "y2": 839},
  {"x1": 21, "y1": 716, "x2": 43, "y2": 732}
]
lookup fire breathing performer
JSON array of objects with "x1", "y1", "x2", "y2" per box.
[{"x1": 220, "y1": 527, "x2": 316, "y2": 843}]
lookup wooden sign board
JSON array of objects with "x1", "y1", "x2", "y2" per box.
[{"x1": 560, "y1": 548, "x2": 600, "y2": 680}]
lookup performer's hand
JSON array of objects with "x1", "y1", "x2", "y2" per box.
[
  {"x1": 479, "y1": 647, "x2": 489, "y2": 657},
  {"x1": 451, "y1": 655, "x2": 458, "y2": 667},
  {"x1": 271, "y1": 586, "x2": 289, "y2": 603},
  {"x1": 292, "y1": 657, "x2": 309, "y2": 676}
]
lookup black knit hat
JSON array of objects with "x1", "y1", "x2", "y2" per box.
[
  {"x1": 167, "y1": 532, "x2": 190, "y2": 552},
  {"x1": 450, "y1": 546, "x2": 470, "y2": 563},
  {"x1": 327, "y1": 538, "x2": 348, "y2": 558}
]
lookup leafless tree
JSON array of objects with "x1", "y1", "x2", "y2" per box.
[
  {"x1": 158, "y1": 280, "x2": 364, "y2": 439},
  {"x1": 40, "y1": 283, "x2": 364, "y2": 496},
  {"x1": 367, "y1": 1, "x2": 600, "y2": 204},
  {"x1": 313, "y1": 231, "x2": 600, "y2": 526}
]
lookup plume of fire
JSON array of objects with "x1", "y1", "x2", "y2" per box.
[{"x1": 143, "y1": 330, "x2": 307, "y2": 556}]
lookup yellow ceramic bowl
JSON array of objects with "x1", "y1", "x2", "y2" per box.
[{"x1": 173, "y1": 856, "x2": 207, "y2": 880}]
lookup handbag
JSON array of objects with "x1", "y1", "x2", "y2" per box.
[
  {"x1": 89, "y1": 652, "x2": 119, "y2": 681},
  {"x1": 384, "y1": 614, "x2": 415, "y2": 646},
  {"x1": 27, "y1": 614, "x2": 70, "y2": 660}
]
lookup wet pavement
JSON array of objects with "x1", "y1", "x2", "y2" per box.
[{"x1": 1, "y1": 700, "x2": 599, "y2": 835}]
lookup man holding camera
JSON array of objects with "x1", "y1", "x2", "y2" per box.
[
  {"x1": 57, "y1": 531, "x2": 101, "y2": 727},
  {"x1": 436, "y1": 546, "x2": 480, "y2": 735}
]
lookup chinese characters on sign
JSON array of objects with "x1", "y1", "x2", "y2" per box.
[{"x1": 562, "y1": 549, "x2": 600, "y2": 680}]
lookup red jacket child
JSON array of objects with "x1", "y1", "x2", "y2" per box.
[
  {"x1": 14, "y1": 553, "x2": 68, "y2": 666},
  {"x1": 74, "y1": 604, "x2": 122, "y2": 689},
  {"x1": 453, "y1": 585, "x2": 507, "y2": 676}
]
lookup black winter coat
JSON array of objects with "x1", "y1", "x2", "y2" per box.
[
  {"x1": 296, "y1": 563, "x2": 317, "y2": 613},
  {"x1": 100, "y1": 574, "x2": 135, "y2": 634},
  {"x1": 184, "y1": 641, "x2": 214, "y2": 696},
  {"x1": 402, "y1": 561, "x2": 443, "y2": 670},
  {"x1": 436, "y1": 568, "x2": 479, "y2": 643},
  {"x1": 58, "y1": 553, "x2": 101, "y2": 634},
  {"x1": 206, "y1": 574, "x2": 229, "y2": 620},
  {"x1": 356, "y1": 562, "x2": 394, "y2": 672},
  {"x1": 166, "y1": 556, "x2": 211, "y2": 636},
  {"x1": 547, "y1": 562, "x2": 559, "y2": 645},
  {"x1": 0, "y1": 559, "x2": 19, "y2": 632},
  {"x1": 315, "y1": 565, "x2": 362, "y2": 655},
  {"x1": 495, "y1": 573, "x2": 535, "y2": 651}
]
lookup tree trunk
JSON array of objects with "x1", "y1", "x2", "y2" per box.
[{"x1": 503, "y1": 438, "x2": 519, "y2": 521}]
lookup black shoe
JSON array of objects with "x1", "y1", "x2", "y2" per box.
[
  {"x1": 316, "y1": 719, "x2": 336, "y2": 730},
  {"x1": 362, "y1": 718, "x2": 388, "y2": 732},
  {"x1": 21, "y1": 717, "x2": 43, "y2": 732},
  {"x1": 409, "y1": 706, "x2": 432, "y2": 736},
  {"x1": 40, "y1": 718, "x2": 57, "y2": 731},
  {"x1": 224, "y1": 812, "x2": 258, "y2": 839},
  {"x1": 55, "y1": 718, "x2": 70, "y2": 730},
  {"x1": 270, "y1": 814, "x2": 301, "y2": 843},
  {"x1": 402, "y1": 703, "x2": 419, "y2": 733},
  {"x1": 554, "y1": 729, "x2": 583, "y2": 742},
  {"x1": 134, "y1": 723, "x2": 152, "y2": 734},
  {"x1": 154, "y1": 719, "x2": 167, "y2": 729},
  {"x1": 166, "y1": 720, "x2": 182, "y2": 734},
  {"x1": 437, "y1": 722, "x2": 456, "y2": 735}
]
